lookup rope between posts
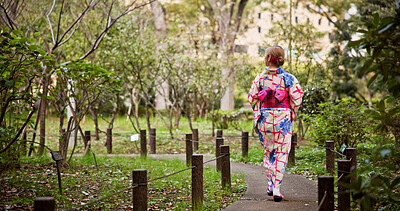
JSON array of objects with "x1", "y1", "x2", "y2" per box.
[
  {"x1": 301, "y1": 143, "x2": 346, "y2": 157},
  {"x1": 317, "y1": 191, "x2": 327, "y2": 211},
  {"x1": 334, "y1": 174, "x2": 344, "y2": 185},
  {"x1": 68, "y1": 153, "x2": 229, "y2": 209},
  {"x1": 145, "y1": 153, "x2": 229, "y2": 183},
  {"x1": 147, "y1": 166, "x2": 196, "y2": 183},
  {"x1": 203, "y1": 154, "x2": 228, "y2": 165}
]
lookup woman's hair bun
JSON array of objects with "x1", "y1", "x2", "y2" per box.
[{"x1": 265, "y1": 46, "x2": 285, "y2": 67}]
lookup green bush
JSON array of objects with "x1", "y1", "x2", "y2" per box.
[
  {"x1": 349, "y1": 145, "x2": 400, "y2": 210},
  {"x1": 210, "y1": 109, "x2": 252, "y2": 130},
  {"x1": 300, "y1": 85, "x2": 330, "y2": 115},
  {"x1": 303, "y1": 101, "x2": 371, "y2": 151}
]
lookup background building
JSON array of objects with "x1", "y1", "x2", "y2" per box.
[{"x1": 236, "y1": 1, "x2": 335, "y2": 60}]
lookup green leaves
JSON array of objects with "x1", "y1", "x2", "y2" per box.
[
  {"x1": 5, "y1": 80, "x2": 14, "y2": 86},
  {"x1": 347, "y1": 4, "x2": 400, "y2": 99},
  {"x1": 304, "y1": 101, "x2": 370, "y2": 150},
  {"x1": 0, "y1": 27, "x2": 53, "y2": 157},
  {"x1": 12, "y1": 29, "x2": 22, "y2": 36}
]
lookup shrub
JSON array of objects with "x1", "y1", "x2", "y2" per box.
[
  {"x1": 211, "y1": 109, "x2": 252, "y2": 130},
  {"x1": 304, "y1": 101, "x2": 370, "y2": 151},
  {"x1": 300, "y1": 85, "x2": 330, "y2": 115}
]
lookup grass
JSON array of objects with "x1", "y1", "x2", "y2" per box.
[
  {"x1": 0, "y1": 155, "x2": 246, "y2": 210},
  {"x1": 231, "y1": 141, "x2": 331, "y2": 180},
  {"x1": 26, "y1": 114, "x2": 257, "y2": 156}
]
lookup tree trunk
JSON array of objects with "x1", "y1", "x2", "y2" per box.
[
  {"x1": 151, "y1": 1, "x2": 169, "y2": 110},
  {"x1": 207, "y1": 0, "x2": 248, "y2": 111},
  {"x1": 174, "y1": 108, "x2": 181, "y2": 129},
  {"x1": 212, "y1": 96, "x2": 216, "y2": 137},
  {"x1": 38, "y1": 76, "x2": 49, "y2": 155},
  {"x1": 145, "y1": 102, "x2": 151, "y2": 132},
  {"x1": 0, "y1": 0, "x2": 21, "y2": 30},
  {"x1": 108, "y1": 95, "x2": 119, "y2": 129},
  {"x1": 89, "y1": 108, "x2": 100, "y2": 140},
  {"x1": 221, "y1": 73, "x2": 235, "y2": 110}
]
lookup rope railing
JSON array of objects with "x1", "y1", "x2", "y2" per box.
[
  {"x1": 203, "y1": 154, "x2": 228, "y2": 165},
  {"x1": 317, "y1": 191, "x2": 327, "y2": 211},
  {"x1": 147, "y1": 166, "x2": 196, "y2": 183},
  {"x1": 334, "y1": 174, "x2": 344, "y2": 185},
  {"x1": 301, "y1": 143, "x2": 346, "y2": 157},
  {"x1": 64, "y1": 153, "x2": 229, "y2": 210}
]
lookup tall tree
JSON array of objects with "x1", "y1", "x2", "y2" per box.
[
  {"x1": 5, "y1": 0, "x2": 156, "y2": 155},
  {"x1": 207, "y1": 0, "x2": 248, "y2": 110},
  {"x1": 151, "y1": 1, "x2": 170, "y2": 110}
]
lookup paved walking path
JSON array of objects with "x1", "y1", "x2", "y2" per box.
[
  {"x1": 145, "y1": 154, "x2": 318, "y2": 211},
  {"x1": 222, "y1": 162, "x2": 318, "y2": 211}
]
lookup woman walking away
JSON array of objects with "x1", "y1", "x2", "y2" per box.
[{"x1": 248, "y1": 46, "x2": 303, "y2": 202}]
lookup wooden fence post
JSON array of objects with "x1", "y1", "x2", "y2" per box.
[
  {"x1": 318, "y1": 176, "x2": 334, "y2": 211},
  {"x1": 149, "y1": 128, "x2": 156, "y2": 154},
  {"x1": 193, "y1": 129, "x2": 199, "y2": 152},
  {"x1": 186, "y1": 134, "x2": 193, "y2": 166},
  {"x1": 241, "y1": 130, "x2": 249, "y2": 159},
  {"x1": 345, "y1": 148, "x2": 357, "y2": 183},
  {"x1": 140, "y1": 129, "x2": 147, "y2": 158},
  {"x1": 326, "y1": 141, "x2": 335, "y2": 174},
  {"x1": 220, "y1": 145, "x2": 231, "y2": 191},
  {"x1": 338, "y1": 160, "x2": 351, "y2": 211},
  {"x1": 289, "y1": 132, "x2": 297, "y2": 165},
  {"x1": 34, "y1": 197, "x2": 55, "y2": 211},
  {"x1": 216, "y1": 137, "x2": 224, "y2": 172},
  {"x1": 106, "y1": 128, "x2": 112, "y2": 154},
  {"x1": 132, "y1": 169, "x2": 147, "y2": 211},
  {"x1": 192, "y1": 154, "x2": 203, "y2": 211},
  {"x1": 217, "y1": 129, "x2": 223, "y2": 138}
]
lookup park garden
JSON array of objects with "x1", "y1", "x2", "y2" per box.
[{"x1": 0, "y1": 0, "x2": 399, "y2": 210}]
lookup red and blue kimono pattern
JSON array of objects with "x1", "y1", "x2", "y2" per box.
[{"x1": 248, "y1": 67, "x2": 303, "y2": 190}]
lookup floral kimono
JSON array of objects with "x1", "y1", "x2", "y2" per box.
[{"x1": 248, "y1": 67, "x2": 303, "y2": 190}]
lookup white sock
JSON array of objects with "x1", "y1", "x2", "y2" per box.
[{"x1": 273, "y1": 187, "x2": 281, "y2": 196}]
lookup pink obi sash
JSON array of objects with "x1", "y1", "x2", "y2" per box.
[{"x1": 258, "y1": 88, "x2": 290, "y2": 108}]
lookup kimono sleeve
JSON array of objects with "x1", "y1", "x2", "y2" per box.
[
  {"x1": 287, "y1": 75, "x2": 304, "y2": 118},
  {"x1": 248, "y1": 75, "x2": 262, "y2": 132},
  {"x1": 248, "y1": 75, "x2": 260, "y2": 110}
]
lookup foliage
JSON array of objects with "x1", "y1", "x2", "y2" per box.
[
  {"x1": 287, "y1": 145, "x2": 327, "y2": 179},
  {"x1": 211, "y1": 109, "x2": 252, "y2": 130},
  {"x1": 231, "y1": 147, "x2": 263, "y2": 165},
  {"x1": 0, "y1": 155, "x2": 246, "y2": 210},
  {"x1": 51, "y1": 60, "x2": 120, "y2": 159},
  {"x1": 347, "y1": 1, "x2": 400, "y2": 98},
  {"x1": 345, "y1": 0, "x2": 400, "y2": 147},
  {"x1": 0, "y1": 27, "x2": 54, "y2": 168},
  {"x1": 300, "y1": 85, "x2": 330, "y2": 116},
  {"x1": 348, "y1": 145, "x2": 400, "y2": 210},
  {"x1": 365, "y1": 99, "x2": 400, "y2": 147},
  {"x1": 304, "y1": 101, "x2": 370, "y2": 150}
]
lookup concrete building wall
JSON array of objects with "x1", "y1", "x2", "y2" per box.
[{"x1": 236, "y1": 1, "x2": 336, "y2": 60}]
